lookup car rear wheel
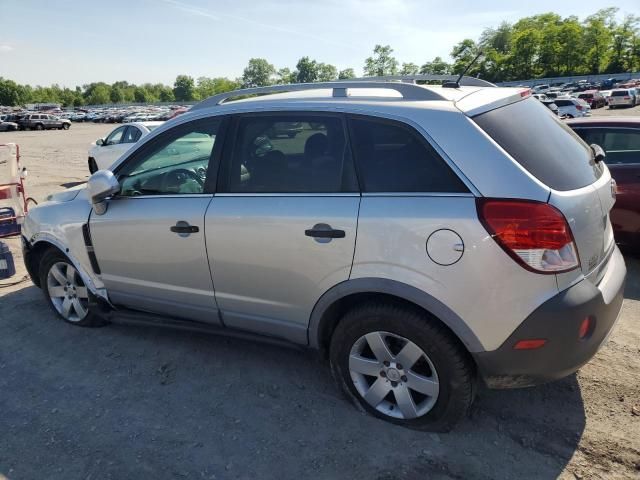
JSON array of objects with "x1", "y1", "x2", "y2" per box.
[
  {"x1": 39, "y1": 249, "x2": 105, "y2": 327},
  {"x1": 35, "y1": 123, "x2": 44, "y2": 130},
  {"x1": 62, "y1": 123, "x2": 70, "y2": 130},
  {"x1": 330, "y1": 302, "x2": 475, "y2": 431}
]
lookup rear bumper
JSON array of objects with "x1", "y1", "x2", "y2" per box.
[{"x1": 474, "y1": 246, "x2": 626, "y2": 388}]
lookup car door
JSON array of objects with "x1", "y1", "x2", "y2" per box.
[
  {"x1": 95, "y1": 126, "x2": 128, "y2": 170},
  {"x1": 205, "y1": 113, "x2": 360, "y2": 343},
  {"x1": 89, "y1": 116, "x2": 228, "y2": 323}
]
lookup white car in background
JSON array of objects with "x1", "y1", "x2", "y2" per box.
[
  {"x1": 608, "y1": 89, "x2": 638, "y2": 108},
  {"x1": 554, "y1": 97, "x2": 590, "y2": 118},
  {"x1": 88, "y1": 121, "x2": 163, "y2": 173}
]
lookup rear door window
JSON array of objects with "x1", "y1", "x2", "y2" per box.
[
  {"x1": 348, "y1": 116, "x2": 468, "y2": 193},
  {"x1": 473, "y1": 98, "x2": 602, "y2": 191}
]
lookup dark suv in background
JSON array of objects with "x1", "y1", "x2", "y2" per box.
[{"x1": 18, "y1": 113, "x2": 71, "y2": 131}]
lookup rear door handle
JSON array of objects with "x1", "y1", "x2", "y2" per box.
[
  {"x1": 305, "y1": 223, "x2": 345, "y2": 239},
  {"x1": 170, "y1": 221, "x2": 199, "y2": 236}
]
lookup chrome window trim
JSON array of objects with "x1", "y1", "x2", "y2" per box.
[
  {"x1": 361, "y1": 192, "x2": 476, "y2": 198},
  {"x1": 214, "y1": 192, "x2": 360, "y2": 198},
  {"x1": 112, "y1": 194, "x2": 214, "y2": 200}
]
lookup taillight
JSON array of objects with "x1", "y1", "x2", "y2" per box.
[
  {"x1": 624, "y1": 96, "x2": 631, "y2": 100},
  {"x1": 477, "y1": 199, "x2": 580, "y2": 274},
  {"x1": 575, "y1": 105, "x2": 583, "y2": 111}
]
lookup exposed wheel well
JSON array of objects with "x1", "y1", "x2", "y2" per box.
[
  {"x1": 24, "y1": 241, "x2": 65, "y2": 287},
  {"x1": 316, "y1": 292, "x2": 474, "y2": 365}
]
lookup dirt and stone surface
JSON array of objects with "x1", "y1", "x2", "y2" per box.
[{"x1": 0, "y1": 106, "x2": 639, "y2": 479}]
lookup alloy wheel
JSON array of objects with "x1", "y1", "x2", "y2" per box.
[
  {"x1": 348, "y1": 331, "x2": 439, "y2": 420},
  {"x1": 47, "y1": 261, "x2": 89, "y2": 322}
]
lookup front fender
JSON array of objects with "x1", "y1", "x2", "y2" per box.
[{"x1": 23, "y1": 195, "x2": 108, "y2": 300}]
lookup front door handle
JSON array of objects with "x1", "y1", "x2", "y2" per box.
[
  {"x1": 305, "y1": 223, "x2": 345, "y2": 239},
  {"x1": 170, "y1": 221, "x2": 199, "y2": 236}
]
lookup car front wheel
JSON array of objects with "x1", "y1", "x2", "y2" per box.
[
  {"x1": 330, "y1": 303, "x2": 475, "y2": 431},
  {"x1": 39, "y1": 249, "x2": 105, "y2": 327}
]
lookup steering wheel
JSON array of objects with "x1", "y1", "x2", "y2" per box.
[{"x1": 161, "y1": 168, "x2": 205, "y2": 193}]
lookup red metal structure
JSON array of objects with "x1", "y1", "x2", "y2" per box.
[{"x1": 0, "y1": 143, "x2": 29, "y2": 238}]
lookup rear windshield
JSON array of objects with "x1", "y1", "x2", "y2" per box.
[
  {"x1": 473, "y1": 98, "x2": 602, "y2": 191},
  {"x1": 611, "y1": 91, "x2": 629, "y2": 96}
]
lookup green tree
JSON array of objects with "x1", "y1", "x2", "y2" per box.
[
  {"x1": 84, "y1": 83, "x2": 111, "y2": 105},
  {"x1": 241, "y1": 58, "x2": 275, "y2": 87},
  {"x1": 158, "y1": 86, "x2": 175, "y2": 102},
  {"x1": 110, "y1": 85, "x2": 124, "y2": 103},
  {"x1": 607, "y1": 14, "x2": 639, "y2": 72},
  {"x1": 364, "y1": 44, "x2": 398, "y2": 76},
  {"x1": 0, "y1": 78, "x2": 30, "y2": 106},
  {"x1": 583, "y1": 8, "x2": 616, "y2": 74},
  {"x1": 419, "y1": 57, "x2": 451, "y2": 75},
  {"x1": 173, "y1": 75, "x2": 197, "y2": 101},
  {"x1": 400, "y1": 62, "x2": 419, "y2": 75},
  {"x1": 317, "y1": 63, "x2": 338, "y2": 81},
  {"x1": 338, "y1": 68, "x2": 356, "y2": 79},
  {"x1": 450, "y1": 39, "x2": 480, "y2": 76},
  {"x1": 295, "y1": 57, "x2": 319, "y2": 83},
  {"x1": 276, "y1": 68, "x2": 294, "y2": 84}
]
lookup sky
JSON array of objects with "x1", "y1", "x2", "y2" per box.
[{"x1": 0, "y1": 0, "x2": 638, "y2": 87}]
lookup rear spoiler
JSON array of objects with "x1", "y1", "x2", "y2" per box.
[{"x1": 456, "y1": 88, "x2": 532, "y2": 117}]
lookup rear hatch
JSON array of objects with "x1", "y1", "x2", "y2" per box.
[{"x1": 471, "y1": 96, "x2": 613, "y2": 278}]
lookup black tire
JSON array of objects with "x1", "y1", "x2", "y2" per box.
[
  {"x1": 39, "y1": 249, "x2": 106, "y2": 327},
  {"x1": 329, "y1": 302, "x2": 475, "y2": 432},
  {"x1": 62, "y1": 123, "x2": 70, "y2": 130},
  {"x1": 35, "y1": 123, "x2": 44, "y2": 130}
]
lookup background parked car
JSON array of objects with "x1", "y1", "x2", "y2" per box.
[
  {"x1": 0, "y1": 114, "x2": 19, "y2": 131},
  {"x1": 540, "y1": 99, "x2": 559, "y2": 115},
  {"x1": 0, "y1": 119, "x2": 18, "y2": 132},
  {"x1": 554, "y1": 97, "x2": 590, "y2": 118},
  {"x1": 88, "y1": 121, "x2": 164, "y2": 172},
  {"x1": 608, "y1": 89, "x2": 638, "y2": 108},
  {"x1": 577, "y1": 90, "x2": 606, "y2": 109},
  {"x1": 18, "y1": 113, "x2": 71, "y2": 130},
  {"x1": 568, "y1": 117, "x2": 640, "y2": 251}
]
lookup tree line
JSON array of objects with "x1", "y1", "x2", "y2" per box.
[{"x1": 1, "y1": 7, "x2": 638, "y2": 108}]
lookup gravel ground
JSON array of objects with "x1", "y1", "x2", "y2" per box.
[{"x1": 0, "y1": 106, "x2": 639, "y2": 480}]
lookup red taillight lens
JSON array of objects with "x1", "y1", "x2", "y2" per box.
[
  {"x1": 576, "y1": 105, "x2": 583, "y2": 111},
  {"x1": 624, "y1": 96, "x2": 631, "y2": 100},
  {"x1": 477, "y1": 199, "x2": 580, "y2": 274}
]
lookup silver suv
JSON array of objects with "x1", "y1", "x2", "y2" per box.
[{"x1": 22, "y1": 78, "x2": 626, "y2": 431}]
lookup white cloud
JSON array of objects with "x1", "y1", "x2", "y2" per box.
[{"x1": 0, "y1": 45, "x2": 13, "y2": 52}]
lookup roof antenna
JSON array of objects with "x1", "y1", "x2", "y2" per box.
[{"x1": 443, "y1": 50, "x2": 484, "y2": 88}]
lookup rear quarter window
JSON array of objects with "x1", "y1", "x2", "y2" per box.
[
  {"x1": 348, "y1": 116, "x2": 468, "y2": 193},
  {"x1": 473, "y1": 98, "x2": 602, "y2": 191}
]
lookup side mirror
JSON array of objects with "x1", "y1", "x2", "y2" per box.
[
  {"x1": 96, "y1": 138, "x2": 104, "y2": 146},
  {"x1": 87, "y1": 170, "x2": 120, "y2": 215}
]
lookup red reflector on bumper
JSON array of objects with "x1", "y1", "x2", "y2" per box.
[
  {"x1": 513, "y1": 339, "x2": 547, "y2": 350},
  {"x1": 579, "y1": 317, "x2": 592, "y2": 339}
]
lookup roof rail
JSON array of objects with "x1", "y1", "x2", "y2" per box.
[
  {"x1": 344, "y1": 75, "x2": 496, "y2": 88},
  {"x1": 191, "y1": 81, "x2": 446, "y2": 111}
]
